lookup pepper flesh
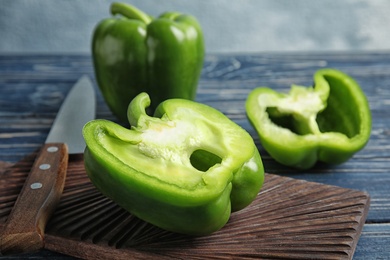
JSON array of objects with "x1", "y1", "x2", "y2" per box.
[
  {"x1": 246, "y1": 69, "x2": 371, "y2": 169},
  {"x1": 83, "y1": 93, "x2": 264, "y2": 235},
  {"x1": 92, "y1": 2, "x2": 204, "y2": 122}
]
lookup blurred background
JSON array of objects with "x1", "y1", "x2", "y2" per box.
[{"x1": 0, "y1": 0, "x2": 389, "y2": 54}]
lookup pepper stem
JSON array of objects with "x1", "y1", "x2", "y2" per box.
[
  {"x1": 128, "y1": 92, "x2": 151, "y2": 127},
  {"x1": 110, "y1": 2, "x2": 152, "y2": 24}
]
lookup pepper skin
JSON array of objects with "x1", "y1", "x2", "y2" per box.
[
  {"x1": 246, "y1": 69, "x2": 371, "y2": 170},
  {"x1": 83, "y1": 93, "x2": 264, "y2": 236},
  {"x1": 92, "y1": 2, "x2": 205, "y2": 122}
]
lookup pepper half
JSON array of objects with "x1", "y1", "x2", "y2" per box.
[
  {"x1": 83, "y1": 93, "x2": 264, "y2": 235},
  {"x1": 92, "y1": 2, "x2": 205, "y2": 122},
  {"x1": 246, "y1": 69, "x2": 371, "y2": 170}
]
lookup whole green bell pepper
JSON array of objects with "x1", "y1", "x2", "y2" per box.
[
  {"x1": 83, "y1": 93, "x2": 264, "y2": 236},
  {"x1": 246, "y1": 69, "x2": 371, "y2": 170},
  {"x1": 92, "y1": 2, "x2": 205, "y2": 122}
]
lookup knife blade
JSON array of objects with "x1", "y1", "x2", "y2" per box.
[{"x1": 0, "y1": 75, "x2": 95, "y2": 255}]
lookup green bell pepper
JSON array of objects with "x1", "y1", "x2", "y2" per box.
[
  {"x1": 83, "y1": 93, "x2": 264, "y2": 235},
  {"x1": 246, "y1": 69, "x2": 371, "y2": 170},
  {"x1": 92, "y1": 2, "x2": 205, "y2": 122}
]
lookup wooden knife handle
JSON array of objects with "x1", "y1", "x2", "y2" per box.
[{"x1": 0, "y1": 143, "x2": 68, "y2": 255}]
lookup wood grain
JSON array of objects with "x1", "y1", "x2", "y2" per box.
[
  {"x1": 0, "y1": 153, "x2": 369, "y2": 259},
  {"x1": 1, "y1": 53, "x2": 389, "y2": 259},
  {"x1": 0, "y1": 144, "x2": 68, "y2": 255}
]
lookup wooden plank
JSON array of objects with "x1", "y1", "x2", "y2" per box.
[
  {"x1": 0, "y1": 53, "x2": 389, "y2": 259},
  {"x1": 353, "y1": 224, "x2": 390, "y2": 259},
  {"x1": 0, "y1": 54, "x2": 389, "y2": 222},
  {"x1": 0, "y1": 153, "x2": 370, "y2": 259}
]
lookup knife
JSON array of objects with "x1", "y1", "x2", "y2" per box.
[{"x1": 0, "y1": 76, "x2": 95, "y2": 255}]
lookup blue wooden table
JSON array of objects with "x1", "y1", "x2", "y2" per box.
[{"x1": 0, "y1": 53, "x2": 389, "y2": 259}]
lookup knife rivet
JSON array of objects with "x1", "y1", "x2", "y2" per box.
[
  {"x1": 47, "y1": 146, "x2": 58, "y2": 153},
  {"x1": 31, "y1": 182, "x2": 43, "y2": 189},
  {"x1": 39, "y1": 164, "x2": 51, "y2": 170}
]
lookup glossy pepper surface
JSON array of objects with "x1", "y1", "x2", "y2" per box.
[
  {"x1": 83, "y1": 93, "x2": 264, "y2": 236},
  {"x1": 246, "y1": 69, "x2": 371, "y2": 170},
  {"x1": 92, "y1": 2, "x2": 204, "y2": 122}
]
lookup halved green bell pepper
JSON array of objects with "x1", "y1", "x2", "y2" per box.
[
  {"x1": 92, "y1": 2, "x2": 204, "y2": 122},
  {"x1": 246, "y1": 69, "x2": 371, "y2": 170},
  {"x1": 83, "y1": 93, "x2": 264, "y2": 235}
]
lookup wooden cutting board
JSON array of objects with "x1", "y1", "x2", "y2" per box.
[{"x1": 0, "y1": 153, "x2": 370, "y2": 259}]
